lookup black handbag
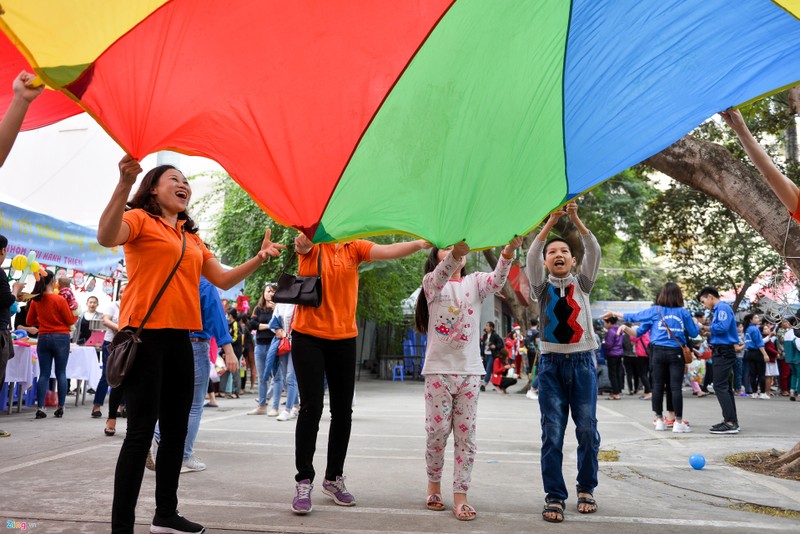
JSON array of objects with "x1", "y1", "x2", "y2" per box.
[
  {"x1": 106, "y1": 228, "x2": 186, "y2": 388},
  {"x1": 273, "y1": 247, "x2": 323, "y2": 307}
]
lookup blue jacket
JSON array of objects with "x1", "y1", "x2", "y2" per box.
[
  {"x1": 191, "y1": 276, "x2": 233, "y2": 346},
  {"x1": 744, "y1": 324, "x2": 764, "y2": 350},
  {"x1": 709, "y1": 301, "x2": 738, "y2": 345},
  {"x1": 624, "y1": 306, "x2": 698, "y2": 348}
]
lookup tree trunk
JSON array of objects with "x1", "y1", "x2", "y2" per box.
[{"x1": 645, "y1": 135, "x2": 800, "y2": 275}]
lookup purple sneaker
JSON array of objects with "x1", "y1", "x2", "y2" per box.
[
  {"x1": 292, "y1": 479, "x2": 313, "y2": 514},
  {"x1": 322, "y1": 476, "x2": 356, "y2": 506}
]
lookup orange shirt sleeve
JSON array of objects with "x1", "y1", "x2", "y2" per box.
[
  {"x1": 122, "y1": 209, "x2": 148, "y2": 242},
  {"x1": 191, "y1": 234, "x2": 215, "y2": 262},
  {"x1": 791, "y1": 205, "x2": 800, "y2": 224},
  {"x1": 355, "y1": 239, "x2": 375, "y2": 264},
  {"x1": 27, "y1": 301, "x2": 38, "y2": 327}
]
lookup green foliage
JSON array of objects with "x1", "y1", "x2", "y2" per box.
[
  {"x1": 642, "y1": 182, "x2": 779, "y2": 306},
  {"x1": 194, "y1": 172, "x2": 296, "y2": 299}
]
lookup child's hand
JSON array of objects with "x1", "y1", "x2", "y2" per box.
[
  {"x1": 452, "y1": 240, "x2": 470, "y2": 259},
  {"x1": 546, "y1": 209, "x2": 566, "y2": 225},
  {"x1": 565, "y1": 201, "x2": 579, "y2": 221},
  {"x1": 719, "y1": 108, "x2": 746, "y2": 131},
  {"x1": 502, "y1": 235, "x2": 523, "y2": 257}
]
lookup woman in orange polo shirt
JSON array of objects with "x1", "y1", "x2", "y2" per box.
[
  {"x1": 27, "y1": 269, "x2": 77, "y2": 419},
  {"x1": 289, "y1": 233, "x2": 429, "y2": 515},
  {"x1": 97, "y1": 155, "x2": 285, "y2": 534}
]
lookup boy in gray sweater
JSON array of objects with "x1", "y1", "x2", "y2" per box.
[{"x1": 525, "y1": 202, "x2": 600, "y2": 523}]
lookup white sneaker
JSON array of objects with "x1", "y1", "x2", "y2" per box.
[
  {"x1": 526, "y1": 389, "x2": 538, "y2": 400},
  {"x1": 653, "y1": 418, "x2": 666, "y2": 431},
  {"x1": 672, "y1": 421, "x2": 692, "y2": 433},
  {"x1": 758, "y1": 393, "x2": 770, "y2": 400},
  {"x1": 276, "y1": 409, "x2": 296, "y2": 421},
  {"x1": 267, "y1": 407, "x2": 279, "y2": 417},
  {"x1": 180, "y1": 455, "x2": 207, "y2": 473},
  {"x1": 290, "y1": 405, "x2": 300, "y2": 417}
]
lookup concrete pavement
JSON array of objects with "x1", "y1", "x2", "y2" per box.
[{"x1": 1, "y1": 378, "x2": 799, "y2": 533}]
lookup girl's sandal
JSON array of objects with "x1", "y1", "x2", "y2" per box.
[
  {"x1": 104, "y1": 426, "x2": 116, "y2": 437},
  {"x1": 452, "y1": 503, "x2": 477, "y2": 521},
  {"x1": 426, "y1": 493, "x2": 445, "y2": 511},
  {"x1": 577, "y1": 494, "x2": 598, "y2": 514},
  {"x1": 542, "y1": 498, "x2": 565, "y2": 523}
]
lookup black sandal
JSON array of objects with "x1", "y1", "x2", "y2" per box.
[
  {"x1": 542, "y1": 498, "x2": 565, "y2": 523},
  {"x1": 577, "y1": 494, "x2": 597, "y2": 514}
]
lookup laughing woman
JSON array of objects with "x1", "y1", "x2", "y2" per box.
[{"x1": 97, "y1": 155, "x2": 285, "y2": 534}]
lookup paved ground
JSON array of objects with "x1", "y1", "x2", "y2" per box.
[{"x1": 1, "y1": 377, "x2": 800, "y2": 533}]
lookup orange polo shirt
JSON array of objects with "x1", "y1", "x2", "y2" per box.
[
  {"x1": 27, "y1": 293, "x2": 76, "y2": 334},
  {"x1": 292, "y1": 240, "x2": 374, "y2": 340},
  {"x1": 119, "y1": 209, "x2": 214, "y2": 330}
]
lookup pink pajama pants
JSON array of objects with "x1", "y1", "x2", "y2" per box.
[{"x1": 424, "y1": 374, "x2": 482, "y2": 493}]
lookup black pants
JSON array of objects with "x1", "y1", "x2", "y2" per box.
[
  {"x1": 702, "y1": 360, "x2": 714, "y2": 392},
  {"x1": 607, "y1": 356, "x2": 624, "y2": 395},
  {"x1": 634, "y1": 357, "x2": 651, "y2": 394},
  {"x1": 712, "y1": 345, "x2": 738, "y2": 423},
  {"x1": 111, "y1": 329, "x2": 193, "y2": 533},
  {"x1": 292, "y1": 331, "x2": 356, "y2": 483},
  {"x1": 747, "y1": 348, "x2": 767, "y2": 394},
  {"x1": 650, "y1": 346, "x2": 684, "y2": 419},
  {"x1": 498, "y1": 377, "x2": 518, "y2": 391},
  {"x1": 623, "y1": 356, "x2": 637, "y2": 392}
]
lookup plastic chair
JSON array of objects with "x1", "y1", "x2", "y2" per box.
[{"x1": 392, "y1": 365, "x2": 404, "y2": 382}]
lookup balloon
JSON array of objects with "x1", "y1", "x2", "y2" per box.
[
  {"x1": 689, "y1": 454, "x2": 706, "y2": 470},
  {"x1": 5, "y1": 1, "x2": 800, "y2": 247},
  {"x1": 29, "y1": 261, "x2": 40, "y2": 273},
  {"x1": 10, "y1": 254, "x2": 27, "y2": 272}
]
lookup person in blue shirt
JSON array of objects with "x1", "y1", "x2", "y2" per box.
[
  {"x1": 151, "y1": 276, "x2": 238, "y2": 473},
  {"x1": 697, "y1": 286, "x2": 740, "y2": 434},
  {"x1": 742, "y1": 313, "x2": 769, "y2": 399},
  {"x1": 604, "y1": 283, "x2": 698, "y2": 433}
]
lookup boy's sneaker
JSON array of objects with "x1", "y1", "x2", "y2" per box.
[
  {"x1": 292, "y1": 479, "x2": 313, "y2": 514},
  {"x1": 653, "y1": 418, "x2": 666, "y2": 431},
  {"x1": 672, "y1": 421, "x2": 692, "y2": 433},
  {"x1": 709, "y1": 421, "x2": 740, "y2": 434},
  {"x1": 321, "y1": 475, "x2": 356, "y2": 506},
  {"x1": 150, "y1": 510, "x2": 205, "y2": 533},
  {"x1": 181, "y1": 456, "x2": 207, "y2": 473}
]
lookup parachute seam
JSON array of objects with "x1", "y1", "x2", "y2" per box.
[{"x1": 561, "y1": 0, "x2": 575, "y2": 204}]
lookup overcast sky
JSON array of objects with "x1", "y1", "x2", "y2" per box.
[{"x1": 0, "y1": 114, "x2": 225, "y2": 229}]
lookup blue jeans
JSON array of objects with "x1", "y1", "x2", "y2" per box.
[
  {"x1": 154, "y1": 340, "x2": 209, "y2": 460},
  {"x1": 254, "y1": 343, "x2": 270, "y2": 407},
  {"x1": 262, "y1": 338, "x2": 282, "y2": 402},
  {"x1": 537, "y1": 351, "x2": 600, "y2": 502},
  {"x1": 742, "y1": 357, "x2": 752, "y2": 393},
  {"x1": 93, "y1": 341, "x2": 112, "y2": 406},
  {"x1": 271, "y1": 352, "x2": 298, "y2": 411},
  {"x1": 37, "y1": 333, "x2": 71, "y2": 408},
  {"x1": 733, "y1": 357, "x2": 744, "y2": 392},
  {"x1": 483, "y1": 354, "x2": 495, "y2": 385}
]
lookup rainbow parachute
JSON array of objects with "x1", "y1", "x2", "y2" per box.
[{"x1": 3, "y1": 1, "x2": 800, "y2": 248}]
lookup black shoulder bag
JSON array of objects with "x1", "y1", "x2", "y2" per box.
[
  {"x1": 106, "y1": 228, "x2": 187, "y2": 388},
  {"x1": 273, "y1": 246, "x2": 323, "y2": 307}
]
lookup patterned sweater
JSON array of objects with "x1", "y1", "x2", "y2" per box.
[
  {"x1": 421, "y1": 251, "x2": 513, "y2": 375},
  {"x1": 525, "y1": 232, "x2": 600, "y2": 355}
]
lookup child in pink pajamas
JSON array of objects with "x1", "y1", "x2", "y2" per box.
[{"x1": 414, "y1": 236, "x2": 522, "y2": 521}]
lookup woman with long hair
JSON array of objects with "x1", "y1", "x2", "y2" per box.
[
  {"x1": 97, "y1": 155, "x2": 285, "y2": 534},
  {"x1": 27, "y1": 269, "x2": 77, "y2": 419},
  {"x1": 604, "y1": 282, "x2": 699, "y2": 433},
  {"x1": 248, "y1": 283, "x2": 277, "y2": 415},
  {"x1": 742, "y1": 313, "x2": 769, "y2": 399}
]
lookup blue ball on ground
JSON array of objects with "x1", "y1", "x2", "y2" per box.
[{"x1": 689, "y1": 454, "x2": 706, "y2": 470}]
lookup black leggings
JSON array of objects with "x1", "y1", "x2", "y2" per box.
[
  {"x1": 747, "y1": 349, "x2": 766, "y2": 393},
  {"x1": 111, "y1": 329, "x2": 193, "y2": 533},
  {"x1": 634, "y1": 357, "x2": 651, "y2": 394},
  {"x1": 498, "y1": 377, "x2": 518, "y2": 391},
  {"x1": 292, "y1": 331, "x2": 356, "y2": 483}
]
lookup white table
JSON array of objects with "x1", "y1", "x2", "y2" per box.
[{"x1": 3, "y1": 344, "x2": 101, "y2": 412}]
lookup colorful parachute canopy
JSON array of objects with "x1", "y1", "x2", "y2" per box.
[{"x1": 3, "y1": 1, "x2": 800, "y2": 249}]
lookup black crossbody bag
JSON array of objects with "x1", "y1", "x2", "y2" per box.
[{"x1": 273, "y1": 246, "x2": 323, "y2": 307}]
